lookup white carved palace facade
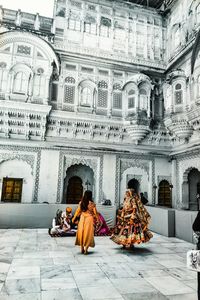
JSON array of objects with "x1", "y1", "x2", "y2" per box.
[{"x1": 0, "y1": 0, "x2": 200, "y2": 223}]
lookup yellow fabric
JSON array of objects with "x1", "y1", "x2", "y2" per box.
[{"x1": 73, "y1": 201, "x2": 98, "y2": 248}]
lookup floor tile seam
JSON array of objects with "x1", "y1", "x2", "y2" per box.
[{"x1": 69, "y1": 259, "x2": 84, "y2": 300}]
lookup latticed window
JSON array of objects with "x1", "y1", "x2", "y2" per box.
[
  {"x1": 64, "y1": 77, "x2": 75, "y2": 104},
  {"x1": 174, "y1": 83, "x2": 183, "y2": 105},
  {"x1": 128, "y1": 89, "x2": 135, "y2": 109},
  {"x1": 98, "y1": 81, "x2": 108, "y2": 108},
  {"x1": 113, "y1": 83, "x2": 122, "y2": 109},
  {"x1": 13, "y1": 72, "x2": 28, "y2": 94}
]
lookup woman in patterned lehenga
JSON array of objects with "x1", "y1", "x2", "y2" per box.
[{"x1": 111, "y1": 188, "x2": 153, "y2": 247}]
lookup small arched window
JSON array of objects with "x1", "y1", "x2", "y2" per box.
[
  {"x1": 81, "y1": 87, "x2": 92, "y2": 106},
  {"x1": 13, "y1": 72, "x2": 28, "y2": 94},
  {"x1": 64, "y1": 77, "x2": 75, "y2": 104},
  {"x1": 98, "y1": 81, "x2": 108, "y2": 108},
  {"x1": 174, "y1": 83, "x2": 183, "y2": 105},
  {"x1": 128, "y1": 89, "x2": 136, "y2": 109}
]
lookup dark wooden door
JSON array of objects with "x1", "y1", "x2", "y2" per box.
[
  {"x1": 1, "y1": 178, "x2": 23, "y2": 202},
  {"x1": 67, "y1": 176, "x2": 83, "y2": 204},
  {"x1": 158, "y1": 180, "x2": 171, "y2": 207}
]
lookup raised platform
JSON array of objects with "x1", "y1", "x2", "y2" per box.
[
  {"x1": 0, "y1": 203, "x2": 198, "y2": 243},
  {"x1": 0, "y1": 203, "x2": 116, "y2": 229}
]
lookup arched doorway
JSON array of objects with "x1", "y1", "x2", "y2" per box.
[
  {"x1": 127, "y1": 178, "x2": 140, "y2": 192},
  {"x1": 188, "y1": 168, "x2": 200, "y2": 210},
  {"x1": 66, "y1": 176, "x2": 83, "y2": 204},
  {"x1": 158, "y1": 180, "x2": 172, "y2": 207},
  {"x1": 63, "y1": 164, "x2": 94, "y2": 204}
]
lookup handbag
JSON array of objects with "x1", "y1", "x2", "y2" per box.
[{"x1": 187, "y1": 249, "x2": 200, "y2": 272}]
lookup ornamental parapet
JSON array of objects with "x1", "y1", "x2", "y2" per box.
[{"x1": 0, "y1": 100, "x2": 51, "y2": 140}]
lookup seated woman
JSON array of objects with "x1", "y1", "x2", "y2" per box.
[{"x1": 94, "y1": 213, "x2": 109, "y2": 236}]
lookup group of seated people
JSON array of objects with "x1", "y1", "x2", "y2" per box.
[{"x1": 49, "y1": 206, "x2": 110, "y2": 237}]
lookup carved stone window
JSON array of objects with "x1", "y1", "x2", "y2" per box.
[
  {"x1": 81, "y1": 87, "x2": 92, "y2": 106},
  {"x1": 140, "y1": 89, "x2": 148, "y2": 110},
  {"x1": 97, "y1": 81, "x2": 108, "y2": 108},
  {"x1": 68, "y1": 18, "x2": 81, "y2": 31},
  {"x1": 84, "y1": 22, "x2": 97, "y2": 35},
  {"x1": 13, "y1": 72, "x2": 28, "y2": 94},
  {"x1": 174, "y1": 83, "x2": 183, "y2": 105},
  {"x1": 100, "y1": 17, "x2": 111, "y2": 37},
  {"x1": 64, "y1": 77, "x2": 75, "y2": 104},
  {"x1": 113, "y1": 83, "x2": 122, "y2": 109},
  {"x1": 128, "y1": 89, "x2": 136, "y2": 109}
]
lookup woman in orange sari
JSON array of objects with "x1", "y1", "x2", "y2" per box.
[
  {"x1": 111, "y1": 188, "x2": 153, "y2": 247},
  {"x1": 72, "y1": 190, "x2": 98, "y2": 255}
]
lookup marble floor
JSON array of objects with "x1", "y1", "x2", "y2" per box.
[{"x1": 0, "y1": 229, "x2": 197, "y2": 300}]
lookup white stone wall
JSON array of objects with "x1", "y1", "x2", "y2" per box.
[
  {"x1": 37, "y1": 150, "x2": 60, "y2": 204},
  {"x1": 102, "y1": 154, "x2": 116, "y2": 203}
]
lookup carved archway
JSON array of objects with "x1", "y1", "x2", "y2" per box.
[
  {"x1": 62, "y1": 162, "x2": 95, "y2": 204},
  {"x1": 182, "y1": 166, "x2": 200, "y2": 210}
]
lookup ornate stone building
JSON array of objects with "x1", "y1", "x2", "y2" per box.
[{"x1": 0, "y1": 0, "x2": 199, "y2": 239}]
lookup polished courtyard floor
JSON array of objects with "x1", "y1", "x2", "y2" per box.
[{"x1": 0, "y1": 229, "x2": 197, "y2": 300}]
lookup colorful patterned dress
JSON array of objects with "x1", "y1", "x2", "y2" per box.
[{"x1": 111, "y1": 189, "x2": 153, "y2": 246}]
